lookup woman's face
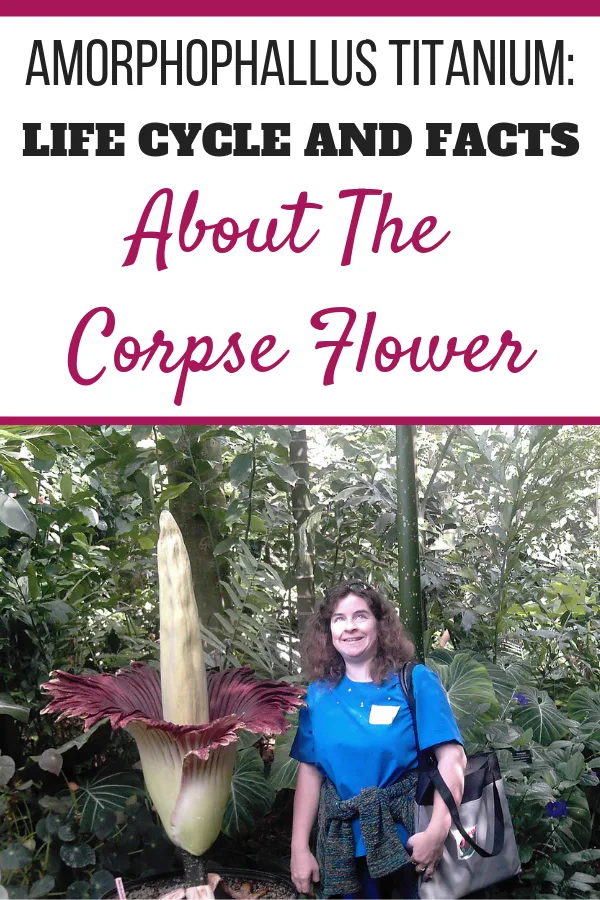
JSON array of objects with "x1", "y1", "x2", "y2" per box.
[{"x1": 330, "y1": 593, "x2": 379, "y2": 664}]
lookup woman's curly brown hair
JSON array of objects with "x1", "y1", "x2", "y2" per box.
[{"x1": 302, "y1": 582, "x2": 415, "y2": 686}]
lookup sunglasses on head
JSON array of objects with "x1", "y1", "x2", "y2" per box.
[{"x1": 347, "y1": 580, "x2": 369, "y2": 591}]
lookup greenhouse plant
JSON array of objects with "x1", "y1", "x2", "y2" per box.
[{"x1": 41, "y1": 511, "x2": 304, "y2": 898}]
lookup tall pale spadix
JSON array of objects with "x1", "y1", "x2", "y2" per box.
[
  {"x1": 158, "y1": 511, "x2": 208, "y2": 726},
  {"x1": 41, "y1": 511, "x2": 304, "y2": 862}
]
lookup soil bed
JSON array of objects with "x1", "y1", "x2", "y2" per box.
[{"x1": 111, "y1": 871, "x2": 296, "y2": 899}]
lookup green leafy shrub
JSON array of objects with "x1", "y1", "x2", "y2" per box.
[
  {"x1": 427, "y1": 648, "x2": 600, "y2": 897},
  {"x1": 0, "y1": 762, "x2": 177, "y2": 899}
]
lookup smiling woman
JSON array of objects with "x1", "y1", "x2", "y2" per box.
[
  {"x1": 290, "y1": 582, "x2": 466, "y2": 900},
  {"x1": 330, "y1": 594, "x2": 379, "y2": 663},
  {"x1": 303, "y1": 583, "x2": 414, "y2": 687}
]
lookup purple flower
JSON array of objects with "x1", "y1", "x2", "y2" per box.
[
  {"x1": 513, "y1": 692, "x2": 529, "y2": 707},
  {"x1": 41, "y1": 662, "x2": 303, "y2": 853},
  {"x1": 545, "y1": 800, "x2": 568, "y2": 819}
]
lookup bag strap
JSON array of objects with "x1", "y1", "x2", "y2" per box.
[
  {"x1": 399, "y1": 661, "x2": 421, "y2": 755},
  {"x1": 399, "y1": 661, "x2": 505, "y2": 859},
  {"x1": 426, "y1": 766, "x2": 505, "y2": 858}
]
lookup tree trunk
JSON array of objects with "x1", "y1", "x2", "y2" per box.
[
  {"x1": 166, "y1": 428, "x2": 224, "y2": 628},
  {"x1": 290, "y1": 429, "x2": 314, "y2": 639},
  {"x1": 396, "y1": 426, "x2": 424, "y2": 659}
]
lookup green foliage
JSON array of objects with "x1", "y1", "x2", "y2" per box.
[
  {"x1": 0, "y1": 770, "x2": 175, "y2": 899},
  {"x1": 74, "y1": 770, "x2": 143, "y2": 832},
  {"x1": 222, "y1": 749, "x2": 276, "y2": 838},
  {"x1": 426, "y1": 652, "x2": 498, "y2": 723},
  {"x1": 205, "y1": 540, "x2": 297, "y2": 676},
  {"x1": 0, "y1": 843, "x2": 34, "y2": 869},
  {"x1": 0, "y1": 756, "x2": 16, "y2": 786},
  {"x1": 0, "y1": 425, "x2": 159, "y2": 757},
  {"x1": 568, "y1": 687, "x2": 600, "y2": 728},
  {"x1": 425, "y1": 648, "x2": 600, "y2": 897},
  {"x1": 512, "y1": 689, "x2": 571, "y2": 744},
  {"x1": 268, "y1": 729, "x2": 300, "y2": 792},
  {"x1": 0, "y1": 694, "x2": 30, "y2": 723}
]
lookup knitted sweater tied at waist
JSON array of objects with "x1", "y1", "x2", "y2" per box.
[{"x1": 317, "y1": 769, "x2": 418, "y2": 897}]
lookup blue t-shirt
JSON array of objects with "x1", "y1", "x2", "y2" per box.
[{"x1": 290, "y1": 665, "x2": 463, "y2": 857}]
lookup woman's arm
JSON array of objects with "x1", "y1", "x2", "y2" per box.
[
  {"x1": 428, "y1": 741, "x2": 467, "y2": 838},
  {"x1": 291, "y1": 762, "x2": 323, "y2": 894},
  {"x1": 407, "y1": 742, "x2": 467, "y2": 880}
]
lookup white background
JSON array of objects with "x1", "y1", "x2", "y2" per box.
[{"x1": 1, "y1": 18, "x2": 598, "y2": 417}]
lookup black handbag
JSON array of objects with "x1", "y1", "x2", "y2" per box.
[{"x1": 400, "y1": 662, "x2": 521, "y2": 899}]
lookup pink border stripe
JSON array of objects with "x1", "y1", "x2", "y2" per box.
[
  {"x1": 1, "y1": 417, "x2": 600, "y2": 425},
  {"x1": 4, "y1": 0, "x2": 600, "y2": 13}
]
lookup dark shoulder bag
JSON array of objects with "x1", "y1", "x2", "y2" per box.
[{"x1": 400, "y1": 661, "x2": 521, "y2": 900}]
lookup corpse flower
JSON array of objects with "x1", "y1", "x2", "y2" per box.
[{"x1": 41, "y1": 511, "x2": 303, "y2": 873}]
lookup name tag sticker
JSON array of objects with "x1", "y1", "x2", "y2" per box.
[{"x1": 369, "y1": 705, "x2": 400, "y2": 725}]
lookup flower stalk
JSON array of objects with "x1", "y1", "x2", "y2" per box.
[{"x1": 158, "y1": 511, "x2": 209, "y2": 726}]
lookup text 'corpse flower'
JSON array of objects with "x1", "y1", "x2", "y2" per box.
[{"x1": 41, "y1": 511, "x2": 304, "y2": 858}]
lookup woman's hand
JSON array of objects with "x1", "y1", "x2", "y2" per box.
[
  {"x1": 291, "y1": 763, "x2": 323, "y2": 894},
  {"x1": 406, "y1": 826, "x2": 446, "y2": 881},
  {"x1": 290, "y1": 845, "x2": 320, "y2": 895}
]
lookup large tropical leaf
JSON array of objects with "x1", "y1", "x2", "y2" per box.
[
  {"x1": 229, "y1": 453, "x2": 254, "y2": 487},
  {"x1": 426, "y1": 653, "x2": 497, "y2": 721},
  {"x1": 74, "y1": 769, "x2": 142, "y2": 832},
  {"x1": 0, "y1": 453, "x2": 37, "y2": 497},
  {"x1": 0, "y1": 755, "x2": 15, "y2": 786},
  {"x1": 269, "y1": 729, "x2": 300, "y2": 791},
  {"x1": 481, "y1": 659, "x2": 533, "y2": 708},
  {"x1": 155, "y1": 482, "x2": 192, "y2": 512},
  {"x1": 0, "y1": 426, "x2": 73, "y2": 443},
  {"x1": 269, "y1": 462, "x2": 298, "y2": 487},
  {"x1": 512, "y1": 688, "x2": 570, "y2": 745},
  {"x1": 426, "y1": 649, "x2": 454, "y2": 665},
  {"x1": 54, "y1": 719, "x2": 109, "y2": 756},
  {"x1": 567, "y1": 687, "x2": 600, "y2": 727},
  {"x1": 0, "y1": 694, "x2": 29, "y2": 723},
  {"x1": 222, "y1": 749, "x2": 275, "y2": 838},
  {"x1": 0, "y1": 492, "x2": 37, "y2": 537}
]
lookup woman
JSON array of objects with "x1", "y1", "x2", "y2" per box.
[{"x1": 290, "y1": 582, "x2": 467, "y2": 899}]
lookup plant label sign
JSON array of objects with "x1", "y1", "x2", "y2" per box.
[
  {"x1": 0, "y1": 0, "x2": 597, "y2": 419},
  {"x1": 511, "y1": 749, "x2": 534, "y2": 763}
]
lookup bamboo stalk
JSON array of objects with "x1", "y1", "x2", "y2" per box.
[{"x1": 395, "y1": 426, "x2": 424, "y2": 659}]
